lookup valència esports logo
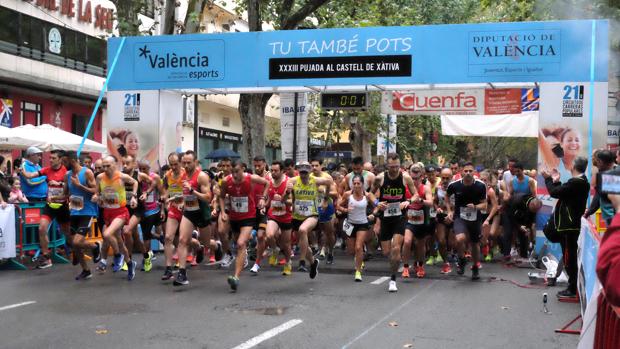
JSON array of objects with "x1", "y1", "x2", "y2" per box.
[{"x1": 135, "y1": 42, "x2": 223, "y2": 81}]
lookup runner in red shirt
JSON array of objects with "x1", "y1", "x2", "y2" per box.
[
  {"x1": 263, "y1": 161, "x2": 293, "y2": 276},
  {"x1": 21, "y1": 150, "x2": 69, "y2": 269},
  {"x1": 219, "y1": 160, "x2": 270, "y2": 292}
]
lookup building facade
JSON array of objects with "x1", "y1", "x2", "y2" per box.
[{"x1": 0, "y1": 0, "x2": 116, "y2": 166}]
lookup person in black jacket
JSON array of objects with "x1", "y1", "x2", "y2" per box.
[
  {"x1": 504, "y1": 193, "x2": 542, "y2": 259},
  {"x1": 541, "y1": 156, "x2": 590, "y2": 299}
]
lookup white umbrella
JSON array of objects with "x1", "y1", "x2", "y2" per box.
[
  {"x1": 0, "y1": 125, "x2": 39, "y2": 150},
  {"x1": 13, "y1": 124, "x2": 106, "y2": 153}
]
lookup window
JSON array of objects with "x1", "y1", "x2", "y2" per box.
[
  {"x1": 222, "y1": 24, "x2": 230, "y2": 32},
  {"x1": 86, "y1": 36, "x2": 105, "y2": 66},
  {"x1": 72, "y1": 114, "x2": 94, "y2": 140},
  {"x1": 222, "y1": 116, "x2": 230, "y2": 127},
  {"x1": 0, "y1": 7, "x2": 18, "y2": 44}
]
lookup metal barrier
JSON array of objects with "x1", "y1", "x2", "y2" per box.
[
  {"x1": 593, "y1": 292, "x2": 620, "y2": 349},
  {"x1": 8, "y1": 202, "x2": 69, "y2": 270}
]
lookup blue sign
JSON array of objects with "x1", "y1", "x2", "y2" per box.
[{"x1": 108, "y1": 19, "x2": 608, "y2": 91}]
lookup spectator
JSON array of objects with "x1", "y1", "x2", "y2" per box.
[
  {"x1": 8, "y1": 177, "x2": 28, "y2": 203},
  {"x1": 598, "y1": 194, "x2": 620, "y2": 307},
  {"x1": 19, "y1": 147, "x2": 47, "y2": 202},
  {"x1": 0, "y1": 155, "x2": 11, "y2": 201},
  {"x1": 541, "y1": 156, "x2": 590, "y2": 299},
  {"x1": 584, "y1": 150, "x2": 615, "y2": 225}
]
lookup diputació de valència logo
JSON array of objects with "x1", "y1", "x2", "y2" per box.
[{"x1": 134, "y1": 40, "x2": 225, "y2": 82}]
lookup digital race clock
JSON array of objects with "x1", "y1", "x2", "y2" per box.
[{"x1": 320, "y1": 93, "x2": 369, "y2": 110}]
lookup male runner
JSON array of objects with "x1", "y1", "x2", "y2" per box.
[
  {"x1": 446, "y1": 162, "x2": 487, "y2": 280},
  {"x1": 214, "y1": 157, "x2": 235, "y2": 268},
  {"x1": 21, "y1": 150, "x2": 69, "y2": 269},
  {"x1": 370, "y1": 153, "x2": 418, "y2": 292},
  {"x1": 137, "y1": 160, "x2": 164, "y2": 272},
  {"x1": 219, "y1": 160, "x2": 269, "y2": 291},
  {"x1": 342, "y1": 156, "x2": 375, "y2": 192},
  {"x1": 434, "y1": 167, "x2": 453, "y2": 274},
  {"x1": 173, "y1": 150, "x2": 212, "y2": 286},
  {"x1": 93, "y1": 155, "x2": 138, "y2": 280},
  {"x1": 402, "y1": 163, "x2": 433, "y2": 278},
  {"x1": 64, "y1": 151, "x2": 101, "y2": 280},
  {"x1": 161, "y1": 152, "x2": 186, "y2": 280},
  {"x1": 286, "y1": 161, "x2": 334, "y2": 279},
  {"x1": 310, "y1": 158, "x2": 338, "y2": 264},
  {"x1": 250, "y1": 156, "x2": 272, "y2": 274},
  {"x1": 263, "y1": 161, "x2": 294, "y2": 275}
]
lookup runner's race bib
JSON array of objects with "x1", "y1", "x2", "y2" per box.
[
  {"x1": 384, "y1": 202, "x2": 402, "y2": 217},
  {"x1": 230, "y1": 196, "x2": 249, "y2": 213},
  {"x1": 460, "y1": 206, "x2": 477, "y2": 221},
  {"x1": 294, "y1": 200, "x2": 314, "y2": 216},
  {"x1": 69, "y1": 195, "x2": 84, "y2": 211},
  {"x1": 102, "y1": 188, "x2": 120, "y2": 209},
  {"x1": 48, "y1": 185, "x2": 65, "y2": 203},
  {"x1": 407, "y1": 209, "x2": 425, "y2": 225},
  {"x1": 271, "y1": 200, "x2": 286, "y2": 216},
  {"x1": 145, "y1": 191, "x2": 156, "y2": 204},
  {"x1": 183, "y1": 193, "x2": 199, "y2": 211},
  {"x1": 343, "y1": 218, "x2": 354, "y2": 236}
]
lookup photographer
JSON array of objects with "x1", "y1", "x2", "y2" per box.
[
  {"x1": 541, "y1": 156, "x2": 590, "y2": 299},
  {"x1": 584, "y1": 150, "x2": 615, "y2": 225}
]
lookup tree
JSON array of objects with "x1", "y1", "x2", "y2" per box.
[{"x1": 236, "y1": 0, "x2": 330, "y2": 162}]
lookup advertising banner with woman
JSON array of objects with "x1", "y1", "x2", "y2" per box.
[
  {"x1": 538, "y1": 82, "x2": 608, "y2": 183},
  {"x1": 107, "y1": 91, "x2": 162, "y2": 170}
]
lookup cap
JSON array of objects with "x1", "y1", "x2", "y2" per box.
[
  {"x1": 297, "y1": 161, "x2": 311, "y2": 173},
  {"x1": 26, "y1": 146, "x2": 43, "y2": 156}
]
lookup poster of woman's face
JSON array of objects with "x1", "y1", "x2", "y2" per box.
[{"x1": 538, "y1": 82, "x2": 607, "y2": 183}]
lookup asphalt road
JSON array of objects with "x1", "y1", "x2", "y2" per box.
[{"x1": 0, "y1": 252, "x2": 581, "y2": 349}]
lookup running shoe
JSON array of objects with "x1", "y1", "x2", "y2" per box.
[
  {"x1": 36, "y1": 256, "x2": 52, "y2": 269},
  {"x1": 309, "y1": 259, "x2": 319, "y2": 279},
  {"x1": 127, "y1": 260, "x2": 137, "y2": 281},
  {"x1": 484, "y1": 254, "x2": 492, "y2": 263},
  {"x1": 112, "y1": 254, "x2": 125, "y2": 273},
  {"x1": 173, "y1": 271, "x2": 189, "y2": 286},
  {"x1": 196, "y1": 246, "x2": 205, "y2": 264},
  {"x1": 209, "y1": 254, "x2": 216, "y2": 264},
  {"x1": 186, "y1": 255, "x2": 194, "y2": 263},
  {"x1": 161, "y1": 267, "x2": 174, "y2": 281},
  {"x1": 402, "y1": 267, "x2": 410, "y2": 278},
  {"x1": 354, "y1": 270, "x2": 362, "y2": 282},
  {"x1": 416, "y1": 265, "x2": 426, "y2": 278},
  {"x1": 227, "y1": 275, "x2": 239, "y2": 292},
  {"x1": 143, "y1": 255, "x2": 153, "y2": 272},
  {"x1": 426, "y1": 255, "x2": 435, "y2": 266},
  {"x1": 96, "y1": 260, "x2": 107, "y2": 273},
  {"x1": 470, "y1": 261, "x2": 482, "y2": 270},
  {"x1": 220, "y1": 253, "x2": 234, "y2": 268},
  {"x1": 471, "y1": 266, "x2": 480, "y2": 281},
  {"x1": 75, "y1": 269, "x2": 92, "y2": 281},
  {"x1": 298, "y1": 261, "x2": 308, "y2": 272},
  {"x1": 440, "y1": 262, "x2": 452, "y2": 274},
  {"x1": 250, "y1": 263, "x2": 260, "y2": 275},
  {"x1": 92, "y1": 242, "x2": 102, "y2": 263},
  {"x1": 190, "y1": 256, "x2": 198, "y2": 267},
  {"x1": 121, "y1": 261, "x2": 128, "y2": 272},
  {"x1": 268, "y1": 252, "x2": 278, "y2": 267},
  {"x1": 326, "y1": 253, "x2": 334, "y2": 265},
  {"x1": 388, "y1": 280, "x2": 398, "y2": 293},
  {"x1": 481, "y1": 245, "x2": 490, "y2": 257},
  {"x1": 243, "y1": 253, "x2": 249, "y2": 269},
  {"x1": 282, "y1": 262, "x2": 292, "y2": 276},
  {"x1": 435, "y1": 254, "x2": 444, "y2": 263}
]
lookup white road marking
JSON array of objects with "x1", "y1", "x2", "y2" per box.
[
  {"x1": 231, "y1": 319, "x2": 303, "y2": 349},
  {"x1": 0, "y1": 301, "x2": 37, "y2": 312},
  {"x1": 341, "y1": 281, "x2": 437, "y2": 349},
  {"x1": 370, "y1": 276, "x2": 390, "y2": 285}
]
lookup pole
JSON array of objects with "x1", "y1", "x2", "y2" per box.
[
  {"x1": 77, "y1": 37, "x2": 126, "y2": 157},
  {"x1": 587, "y1": 20, "x2": 597, "y2": 206},
  {"x1": 292, "y1": 92, "x2": 298, "y2": 164},
  {"x1": 193, "y1": 94, "x2": 198, "y2": 154}
]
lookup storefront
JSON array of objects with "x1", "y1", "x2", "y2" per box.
[{"x1": 0, "y1": 0, "x2": 114, "y2": 165}]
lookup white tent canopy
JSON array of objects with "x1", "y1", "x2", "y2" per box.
[{"x1": 0, "y1": 124, "x2": 106, "y2": 153}]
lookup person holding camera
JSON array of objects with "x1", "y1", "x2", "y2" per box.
[{"x1": 541, "y1": 156, "x2": 590, "y2": 299}]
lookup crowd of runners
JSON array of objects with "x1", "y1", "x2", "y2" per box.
[{"x1": 13, "y1": 147, "x2": 551, "y2": 293}]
